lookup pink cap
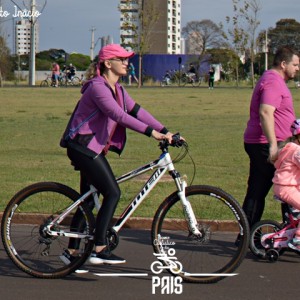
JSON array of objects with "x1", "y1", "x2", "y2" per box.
[{"x1": 98, "y1": 44, "x2": 135, "y2": 62}]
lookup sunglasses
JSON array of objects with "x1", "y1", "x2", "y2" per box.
[{"x1": 109, "y1": 58, "x2": 129, "y2": 64}]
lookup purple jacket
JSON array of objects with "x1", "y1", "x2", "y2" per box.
[{"x1": 67, "y1": 76, "x2": 168, "y2": 155}]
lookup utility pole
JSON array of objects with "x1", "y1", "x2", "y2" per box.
[
  {"x1": 29, "y1": 0, "x2": 36, "y2": 86},
  {"x1": 264, "y1": 30, "x2": 268, "y2": 71},
  {"x1": 90, "y1": 27, "x2": 96, "y2": 62}
]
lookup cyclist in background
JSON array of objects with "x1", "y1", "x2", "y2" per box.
[
  {"x1": 60, "y1": 44, "x2": 182, "y2": 265},
  {"x1": 68, "y1": 63, "x2": 76, "y2": 81}
]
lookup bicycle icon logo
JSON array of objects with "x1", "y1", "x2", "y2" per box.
[{"x1": 151, "y1": 248, "x2": 183, "y2": 275}]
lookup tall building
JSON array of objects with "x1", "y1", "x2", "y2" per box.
[
  {"x1": 119, "y1": 0, "x2": 182, "y2": 54},
  {"x1": 15, "y1": 19, "x2": 39, "y2": 55}
]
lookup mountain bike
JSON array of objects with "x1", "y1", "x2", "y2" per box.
[{"x1": 1, "y1": 134, "x2": 249, "y2": 283}]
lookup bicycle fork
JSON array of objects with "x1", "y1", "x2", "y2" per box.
[{"x1": 175, "y1": 175, "x2": 201, "y2": 236}]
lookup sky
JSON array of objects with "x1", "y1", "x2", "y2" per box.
[{"x1": 1, "y1": 0, "x2": 300, "y2": 56}]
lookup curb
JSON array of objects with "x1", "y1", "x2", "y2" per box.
[{"x1": 0, "y1": 213, "x2": 237, "y2": 231}]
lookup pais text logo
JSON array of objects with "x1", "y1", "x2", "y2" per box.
[{"x1": 151, "y1": 235, "x2": 183, "y2": 295}]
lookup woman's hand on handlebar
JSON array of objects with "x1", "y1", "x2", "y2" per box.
[
  {"x1": 151, "y1": 130, "x2": 185, "y2": 144},
  {"x1": 151, "y1": 130, "x2": 170, "y2": 142}
]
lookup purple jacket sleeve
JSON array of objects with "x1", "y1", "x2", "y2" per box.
[
  {"x1": 122, "y1": 87, "x2": 168, "y2": 135},
  {"x1": 88, "y1": 81, "x2": 166, "y2": 136}
]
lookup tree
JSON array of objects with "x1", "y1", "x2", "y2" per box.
[
  {"x1": 120, "y1": 0, "x2": 160, "y2": 87},
  {"x1": 206, "y1": 48, "x2": 241, "y2": 81},
  {"x1": 255, "y1": 18, "x2": 300, "y2": 71},
  {"x1": 0, "y1": 35, "x2": 11, "y2": 87},
  {"x1": 225, "y1": 0, "x2": 261, "y2": 87},
  {"x1": 267, "y1": 19, "x2": 300, "y2": 53},
  {"x1": 182, "y1": 19, "x2": 227, "y2": 55},
  {"x1": 181, "y1": 19, "x2": 227, "y2": 77}
]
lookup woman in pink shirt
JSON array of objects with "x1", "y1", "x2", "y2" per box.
[
  {"x1": 273, "y1": 119, "x2": 300, "y2": 251},
  {"x1": 60, "y1": 44, "x2": 183, "y2": 265}
]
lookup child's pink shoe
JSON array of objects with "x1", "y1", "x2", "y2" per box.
[{"x1": 288, "y1": 238, "x2": 300, "y2": 252}]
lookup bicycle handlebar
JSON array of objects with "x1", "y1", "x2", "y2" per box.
[{"x1": 159, "y1": 133, "x2": 185, "y2": 151}]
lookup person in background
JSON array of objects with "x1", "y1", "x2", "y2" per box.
[
  {"x1": 128, "y1": 62, "x2": 138, "y2": 85},
  {"x1": 51, "y1": 62, "x2": 60, "y2": 87},
  {"x1": 68, "y1": 63, "x2": 76, "y2": 80},
  {"x1": 188, "y1": 63, "x2": 196, "y2": 75},
  {"x1": 240, "y1": 46, "x2": 299, "y2": 243},
  {"x1": 59, "y1": 44, "x2": 183, "y2": 265},
  {"x1": 273, "y1": 119, "x2": 300, "y2": 252},
  {"x1": 208, "y1": 66, "x2": 215, "y2": 89},
  {"x1": 187, "y1": 63, "x2": 196, "y2": 82}
]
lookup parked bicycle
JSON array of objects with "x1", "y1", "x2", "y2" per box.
[
  {"x1": 40, "y1": 73, "x2": 64, "y2": 87},
  {"x1": 1, "y1": 134, "x2": 249, "y2": 283},
  {"x1": 250, "y1": 196, "x2": 300, "y2": 262}
]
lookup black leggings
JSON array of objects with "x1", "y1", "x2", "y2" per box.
[
  {"x1": 242, "y1": 143, "x2": 275, "y2": 228},
  {"x1": 67, "y1": 146, "x2": 120, "y2": 247}
]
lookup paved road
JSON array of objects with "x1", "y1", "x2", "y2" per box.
[{"x1": 0, "y1": 229, "x2": 299, "y2": 300}]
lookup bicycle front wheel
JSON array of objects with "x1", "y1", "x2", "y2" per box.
[
  {"x1": 40, "y1": 80, "x2": 49, "y2": 87},
  {"x1": 1, "y1": 182, "x2": 95, "y2": 279},
  {"x1": 151, "y1": 185, "x2": 249, "y2": 283}
]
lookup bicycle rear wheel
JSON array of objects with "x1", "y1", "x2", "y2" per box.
[
  {"x1": 151, "y1": 185, "x2": 249, "y2": 283},
  {"x1": 249, "y1": 220, "x2": 283, "y2": 259},
  {"x1": 1, "y1": 182, "x2": 95, "y2": 279},
  {"x1": 71, "y1": 76, "x2": 81, "y2": 86}
]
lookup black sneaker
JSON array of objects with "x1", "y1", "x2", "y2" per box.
[
  {"x1": 89, "y1": 249, "x2": 126, "y2": 265},
  {"x1": 59, "y1": 249, "x2": 76, "y2": 265}
]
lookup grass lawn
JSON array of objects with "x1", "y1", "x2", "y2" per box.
[{"x1": 1, "y1": 84, "x2": 300, "y2": 220}]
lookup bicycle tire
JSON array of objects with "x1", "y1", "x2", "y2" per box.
[
  {"x1": 180, "y1": 76, "x2": 187, "y2": 86},
  {"x1": 160, "y1": 80, "x2": 166, "y2": 87},
  {"x1": 71, "y1": 76, "x2": 80, "y2": 86},
  {"x1": 151, "y1": 185, "x2": 249, "y2": 284},
  {"x1": 40, "y1": 80, "x2": 49, "y2": 87},
  {"x1": 59, "y1": 77, "x2": 67, "y2": 87},
  {"x1": 1, "y1": 182, "x2": 95, "y2": 279},
  {"x1": 249, "y1": 220, "x2": 284, "y2": 259}
]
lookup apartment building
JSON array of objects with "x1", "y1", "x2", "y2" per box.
[
  {"x1": 15, "y1": 19, "x2": 39, "y2": 55},
  {"x1": 119, "y1": 0, "x2": 182, "y2": 54}
]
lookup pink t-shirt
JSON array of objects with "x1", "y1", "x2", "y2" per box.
[
  {"x1": 244, "y1": 70, "x2": 295, "y2": 143},
  {"x1": 52, "y1": 64, "x2": 60, "y2": 75},
  {"x1": 273, "y1": 142, "x2": 300, "y2": 186}
]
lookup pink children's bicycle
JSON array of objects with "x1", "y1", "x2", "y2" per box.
[{"x1": 250, "y1": 196, "x2": 300, "y2": 262}]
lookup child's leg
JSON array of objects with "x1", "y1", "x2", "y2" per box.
[
  {"x1": 295, "y1": 228, "x2": 300, "y2": 240},
  {"x1": 273, "y1": 185, "x2": 300, "y2": 211}
]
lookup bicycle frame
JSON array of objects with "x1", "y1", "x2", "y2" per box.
[
  {"x1": 45, "y1": 149, "x2": 201, "y2": 238},
  {"x1": 261, "y1": 217, "x2": 299, "y2": 248}
]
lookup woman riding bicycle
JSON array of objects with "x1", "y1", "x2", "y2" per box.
[{"x1": 60, "y1": 44, "x2": 181, "y2": 265}]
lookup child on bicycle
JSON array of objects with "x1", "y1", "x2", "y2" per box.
[
  {"x1": 60, "y1": 44, "x2": 181, "y2": 265},
  {"x1": 273, "y1": 119, "x2": 300, "y2": 252}
]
